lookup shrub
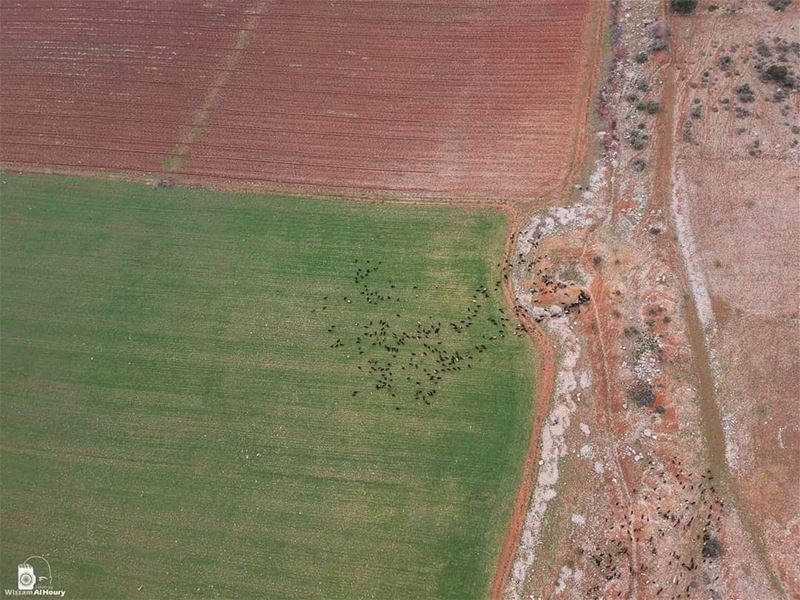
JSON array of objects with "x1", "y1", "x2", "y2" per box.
[
  {"x1": 627, "y1": 128, "x2": 649, "y2": 150},
  {"x1": 702, "y1": 534, "x2": 722, "y2": 559},
  {"x1": 718, "y1": 55, "x2": 733, "y2": 71},
  {"x1": 646, "y1": 100, "x2": 661, "y2": 114},
  {"x1": 670, "y1": 0, "x2": 698, "y2": 13},
  {"x1": 736, "y1": 83, "x2": 756, "y2": 103},
  {"x1": 682, "y1": 120, "x2": 695, "y2": 143},
  {"x1": 629, "y1": 383, "x2": 655, "y2": 408},
  {"x1": 766, "y1": 64, "x2": 789, "y2": 82},
  {"x1": 635, "y1": 51, "x2": 649, "y2": 64},
  {"x1": 767, "y1": 0, "x2": 792, "y2": 10},
  {"x1": 651, "y1": 38, "x2": 668, "y2": 52}
]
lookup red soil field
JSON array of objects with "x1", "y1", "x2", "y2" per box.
[
  {"x1": 1, "y1": 0, "x2": 596, "y2": 200},
  {"x1": 181, "y1": 0, "x2": 595, "y2": 199},
  {"x1": 0, "y1": 1, "x2": 246, "y2": 173}
]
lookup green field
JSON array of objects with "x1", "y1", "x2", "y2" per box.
[{"x1": 0, "y1": 174, "x2": 535, "y2": 599}]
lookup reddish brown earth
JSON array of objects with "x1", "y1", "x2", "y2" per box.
[
  {"x1": 501, "y1": 1, "x2": 798, "y2": 599},
  {"x1": 179, "y1": 0, "x2": 597, "y2": 199},
  {"x1": 670, "y1": 3, "x2": 800, "y2": 592},
  {"x1": 1, "y1": 0, "x2": 599, "y2": 200},
  {"x1": 0, "y1": 1, "x2": 248, "y2": 173},
  {"x1": 491, "y1": 234, "x2": 558, "y2": 600},
  {"x1": 4, "y1": 1, "x2": 797, "y2": 598}
]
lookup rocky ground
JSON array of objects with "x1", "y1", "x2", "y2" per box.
[{"x1": 502, "y1": 0, "x2": 798, "y2": 598}]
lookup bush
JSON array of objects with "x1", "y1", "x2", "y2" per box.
[
  {"x1": 766, "y1": 64, "x2": 789, "y2": 82},
  {"x1": 627, "y1": 128, "x2": 649, "y2": 150},
  {"x1": 635, "y1": 51, "x2": 649, "y2": 64},
  {"x1": 670, "y1": 0, "x2": 698, "y2": 13},
  {"x1": 736, "y1": 83, "x2": 756, "y2": 103},
  {"x1": 629, "y1": 383, "x2": 655, "y2": 408},
  {"x1": 682, "y1": 120, "x2": 695, "y2": 143},
  {"x1": 646, "y1": 100, "x2": 661, "y2": 114},
  {"x1": 651, "y1": 38, "x2": 668, "y2": 52},
  {"x1": 702, "y1": 534, "x2": 722, "y2": 559},
  {"x1": 767, "y1": 0, "x2": 792, "y2": 10}
]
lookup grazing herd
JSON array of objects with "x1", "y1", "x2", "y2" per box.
[{"x1": 324, "y1": 259, "x2": 527, "y2": 407}]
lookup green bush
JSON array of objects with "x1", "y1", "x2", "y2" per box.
[
  {"x1": 767, "y1": 0, "x2": 792, "y2": 11},
  {"x1": 670, "y1": 0, "x2": 698, "y2": 13},
  {"x1": 766, "y1": 64, "x2": 789, "y2": 82}
]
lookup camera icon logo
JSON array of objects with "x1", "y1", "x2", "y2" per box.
[
  {"x1": 13, "y1": 556, "x2": 54, "y2": 593},
  {"x1": 17, "y1": 563, "x2": 36, "y2": 591}
]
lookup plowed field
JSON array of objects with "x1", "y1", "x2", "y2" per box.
[
  {"x1": 0, "y1": 1, "x2": 246, "y2": 172},
  {"x1": 1, "y1": 0, "x2": 596, "y2": 199}
]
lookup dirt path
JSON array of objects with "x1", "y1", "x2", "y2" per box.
[
  {"x1": 559, "y1": 0, "x2": 610, "y2": 203},
  {"x1": 656, "y1": 8, "x2": 784, "y2": 594},
  {"x1": 487, "y1": 3, "x2": 610, "y2": 598},
  {"x1": 488, "y1": 210, "x2": 558, "y2": 600}
]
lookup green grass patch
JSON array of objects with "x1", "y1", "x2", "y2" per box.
[{"x1": 0, "y1": 174, "x2": 536, "y2": 599}]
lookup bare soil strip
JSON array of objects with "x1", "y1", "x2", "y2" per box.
[
  {"x1": 489, "y1": 214, "x2": 557, "y2": 600},
  {"x1": 488, "y1": 2, "x2": 609, "y2": 596}
]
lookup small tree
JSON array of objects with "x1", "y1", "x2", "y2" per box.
[
  {"x1": 670, "y1": 0, "x2": 698, "y2": 13},
  {"x1": 767, "y1": 0, "x2": 792, "y2": 11},
  {"x1": 766, "y1": 64, "x2": 789, "y2": 82}
]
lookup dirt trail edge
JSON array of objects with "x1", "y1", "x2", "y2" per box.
[
  {"x1": 489, "y1": 209, "x2": 558, "y2": 600},
  {"x1": 489, "y1": 2, "x2": 609, "y2": 598}
]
